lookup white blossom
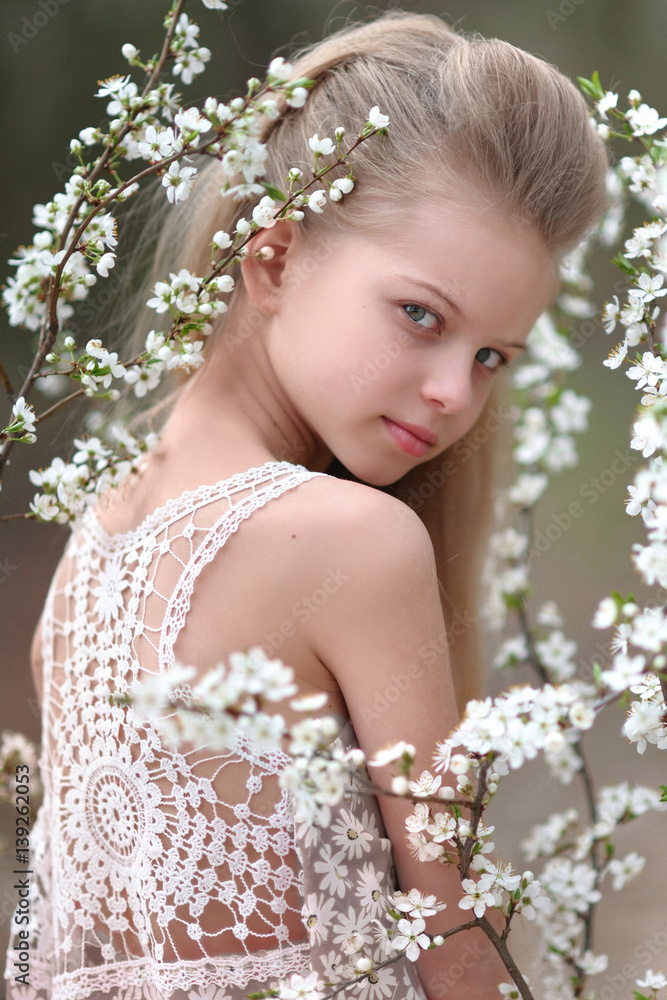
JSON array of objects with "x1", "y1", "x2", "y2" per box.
[
  {"x1": 308, "y1": 134, "x2": 335, "y2": 156},
  {"x1": 368, "y1": 106, "x2": 390, "y2": 129},
  {"x1": 252, "y1": 195, "x2": 278, "y2": 229},
  {"x1": 626, "y1": 103, "x2": 667, "y2": 137},
  {"x1": 161, "y1": 161, "x2": 197, "y2": 203},
  {"x1": 606, "y1": 851, "x2": 645, "y2": 890}
]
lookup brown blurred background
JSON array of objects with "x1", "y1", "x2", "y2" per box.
[{"x1": 1, "y1": 0, "x2": 667, "y2": 995}]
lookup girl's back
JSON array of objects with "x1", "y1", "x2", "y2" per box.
[{"x1": 16, "y1": 450, "x2": 433, "y2": 999}]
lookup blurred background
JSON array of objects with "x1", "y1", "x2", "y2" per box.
[{"x1": 1, "y1": 0, "x2": 667, "y2": 995}]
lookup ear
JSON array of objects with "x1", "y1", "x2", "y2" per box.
[{"x1": 240, "y1": 220, "x2": 300, "y2": 315}]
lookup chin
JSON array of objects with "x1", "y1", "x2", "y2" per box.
[{"x1": 324, "y1": 454, "x2": 408, "y2": 489}]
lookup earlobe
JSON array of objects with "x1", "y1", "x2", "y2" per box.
[{"x1": 240, "y1": 220, "x2": 298, "y2": 315}]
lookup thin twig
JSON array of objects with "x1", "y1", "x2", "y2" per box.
[
  {"x1": 0, "y1": 0, "x2": 188, "y2": 480},
  {"x1": 0, "y1": 358, "x2": 15, "y2": 402},
  {"x1": 476, "y1": 915, "x2": 535, "y2": 1000},
  {"x1": 313, "y1": 921, "x2": 479, "y2": 1000}
]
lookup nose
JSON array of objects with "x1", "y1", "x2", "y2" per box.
[{"x1": 420, "y1": 355, "x2": 474, "y2": 415}]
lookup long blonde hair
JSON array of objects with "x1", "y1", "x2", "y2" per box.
[{"x1": 110, "y1": 10, "x2": 609, "y2": 711}]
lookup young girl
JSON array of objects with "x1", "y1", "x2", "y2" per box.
[{"x1": 4, "y1": 9, "x2": 608, "y2": 1000}]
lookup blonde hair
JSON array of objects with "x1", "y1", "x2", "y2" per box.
[{"x1": 112, "y1": 10, "x2": 609, "y2": 711}]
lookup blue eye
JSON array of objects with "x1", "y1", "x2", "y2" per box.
[
  {"x1": 403, "y1": 303, "x2": 439, "y2": 331},
  {"x1": 476, "y1": 347, "x2": 510, "y2": 372}
]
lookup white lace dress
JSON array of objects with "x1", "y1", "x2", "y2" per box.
[{"x1": 3, "y1": 460, "x2": 427, "y2": 1000}]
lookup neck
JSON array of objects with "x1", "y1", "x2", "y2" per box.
[{"x1": 156, "y1": 311, "x2": 334, "y2": 475}]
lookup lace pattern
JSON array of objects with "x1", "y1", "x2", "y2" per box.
[
  {"x1": 4, "y1": 461, "x2": 328, "y2": 1000},
  {"x1": 294, "y1": 720, "x2": 427, "y2": 1000}
]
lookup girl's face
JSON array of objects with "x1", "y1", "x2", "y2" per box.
[{"x1": 264, "y1": 197, "x2": 558, "y2": 485}]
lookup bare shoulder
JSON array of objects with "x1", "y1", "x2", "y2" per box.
[
  {"x1": 272, "y1": 473, "x2": 437, "y2": 577},
  {"x1": 272, "y1": 473, "x2": 445, "y2": 675}
]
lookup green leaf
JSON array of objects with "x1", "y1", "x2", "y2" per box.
[
  {"x1": 263, "y1": 183, "x2": 287, "y2": 202},
  {"x1": 288, "y1": 76, "x2": 314, "y2": 89},
  {"x1": 611, "y1": 253, "x2": 639, "y2": 276},
  {"x1": 659, "y1": 784, "x2": 667, "y2": 802},
  {"x1": 577, "y1": 74, "x2": 603, "y2": 100}
]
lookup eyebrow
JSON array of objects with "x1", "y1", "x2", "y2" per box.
[{"x1": 393, "y1": 274, "x2": 526, "y2": 351}]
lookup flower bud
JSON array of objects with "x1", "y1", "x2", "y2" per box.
[
  {"x1": 63, "y1": 337, "x2": 76, "y2": 349},
  {"x1": 544, "y1": 731, "x2": 566, "y2": 754},
  {"x1": 569, "y1": 703, "x2": 595, "y2": 731},
  {"x1": 235, "y1": 218, "x2": 251, "y2": 236},
  {"x1": 392, "y1": 776, "x2": 410, "y2": 796},
  {"x1": 122, "y1": 43, "x2": 138, "y2": 61},
  {"x1": 450, "y1": 754, "x2": 470, "y2": 775},
  {"x1": 45, "y1": 353, "x2": 59, "y2": 363},
  {"x1": 355, "y1": 957, "x2": 372, "y2": 973},
  {"x1": 212, "y1": 230, "x2": 232, "y2": 249},
  {"x1": 308, "y1": 190, "x2": 327, "y2": 214},
  {"x1": 335, "y1": 126, "x2": 345, "y2": 140},
  {"x1": 79, "y1": 127, "x2": 98, "y2": 146},
  {"x1": 286, "y1": 87, "x2": 308, "y2": 109},
  {"x1": 230, "y1": 97, "x2": 245, "y2": 112},
  {"x1": 258, "y1": 99, "x2": 280, "y2": 119}
]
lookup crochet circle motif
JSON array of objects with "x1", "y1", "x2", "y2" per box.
[{"x1": 84, "y1": 761, "x2": 145, "y2": 864}]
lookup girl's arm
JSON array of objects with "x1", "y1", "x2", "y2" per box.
[{"x1": 304, "y1": 483, "x2": 509, "y2": 998}]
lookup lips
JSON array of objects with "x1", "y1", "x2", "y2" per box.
[
  {"x1": 388, "y1": 420, "x2": 437, "y2": 446},
  {"x1": 382, "y1": 417, "x2": 434, "y2": 458}
]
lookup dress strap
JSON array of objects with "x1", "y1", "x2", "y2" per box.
[{"x1": 159, "y1": 462, "x2": 327, "y2": 671}]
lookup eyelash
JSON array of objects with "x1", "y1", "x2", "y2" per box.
[{"x1": 401, "y1": 303, "x2": 512, "y2": 373}]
